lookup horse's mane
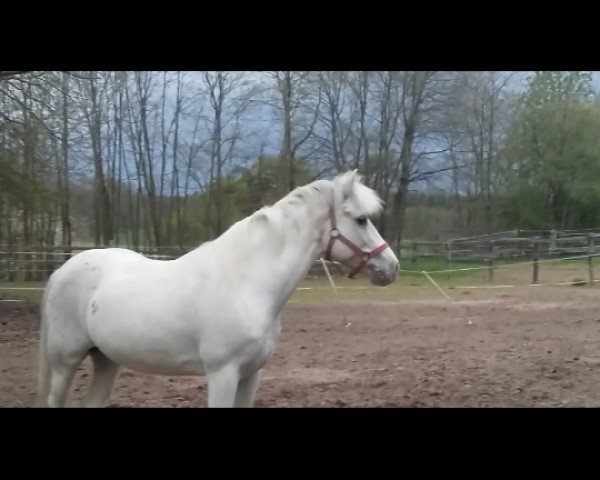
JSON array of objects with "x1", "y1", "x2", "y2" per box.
[
  {"x1": 264, "y1": 171, "x2": 383, "y2": 222},
  {"x1": 212, "y1": 172, "x2": 384, "y2": 259}
]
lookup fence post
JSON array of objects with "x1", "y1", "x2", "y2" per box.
[
  {"x1": 487, "y1": 241, "x2": 494, "y2": 283},
  {"x1": 532, "y1": 241, "x2": 539, "y2": 284},
  {"x1": 7, "y1": 243, "x2": 15, "y2": 282},
  {"x1": 588, "y1": 233, "x2": 595, "y2": 284},
  {"x1": 445, "y1": 241, "x2": 452, "y2": 269},
  {"x1": 550, "y1": 229, "x2": 557, "y2": 251},
  {"x1": 0, "y1": 248, "x2": 4, "y2": 282},
  {"x1": 411, "y1": 241, "x2": 417, "y2": 265}
]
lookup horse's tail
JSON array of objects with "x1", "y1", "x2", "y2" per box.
[{"x1": 35, "y1": 282, "x2": 52, "y2": 407}]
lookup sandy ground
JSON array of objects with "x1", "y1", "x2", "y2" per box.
[{"x1": 2, "y1": 284, "x2": 600, "y2": 407}]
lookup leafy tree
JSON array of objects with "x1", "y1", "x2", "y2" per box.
[{"x1": 500, "y1": 71, "x2": 600, "y2": 229}]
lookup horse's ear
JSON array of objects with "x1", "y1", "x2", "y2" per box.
[{"x1": 335, "y1": 170, "x2": 359, "y2": 200}]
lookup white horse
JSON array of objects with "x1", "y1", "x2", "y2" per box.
[{"x1": 36, "y1": 170, "x2": 399, "y2": 408}]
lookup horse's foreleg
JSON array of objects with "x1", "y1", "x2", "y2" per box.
[
  {"x1": 207, "y1": 366, "x2": 240, "y2": 408},
  {"x1": 234, "y1": 370, "x2": 262, "y2": 408}
]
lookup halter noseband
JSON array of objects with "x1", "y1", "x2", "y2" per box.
[{"x1": 323, "y1": 206, "x2": 390, "y2": 279}]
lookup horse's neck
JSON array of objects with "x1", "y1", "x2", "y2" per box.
[
  {"x1": 267, "y1": 202, "x2": 329, "y2": 305},
  {"x1": 217, "y1": 190, "x2": 330, "y2": 311}
]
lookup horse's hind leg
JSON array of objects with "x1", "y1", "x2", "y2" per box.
[
  {"x1": 47, "y1": 353, "x2": 87, "y2": 408},
  {"x1": 82, "y1": 349, "x2": 121, "y2": 408}
]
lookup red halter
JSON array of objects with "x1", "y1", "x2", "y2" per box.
[{"x1": 323, "y1": 206, "x2": 390, "y2": 279}]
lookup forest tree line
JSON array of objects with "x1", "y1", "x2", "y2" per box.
[{"x1": 1, "y1": 70, "x2": 600, "y2": 252}]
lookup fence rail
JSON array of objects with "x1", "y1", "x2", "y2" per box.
[
  {"x1": 0, "y1": 244, "x2": 347, "y2": 282},
  {"x1": 400, "y1": 229, "x2": 600, "y2": 264},
  {"x1": 0, "y1": 245, "x2": 192, "y2": 282},
  {"x1": 2, "y1": 227, "x2": 600, "y2": 283}
]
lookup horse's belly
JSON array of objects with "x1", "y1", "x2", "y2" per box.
[
  {"x1": 113, "y1": 356, "x2": 205, "y2": 376},
  {"x1": 86, "y1": 290, "x2": 205, "y2": 376},
  {"x1": 92, "y1": 332, "x2": 205, "y2": 376},
  {"x1": 95, "y1": 340, "x2": 205, "y2": 376}
]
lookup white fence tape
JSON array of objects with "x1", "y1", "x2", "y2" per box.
[{"x1": 1, "y1": 252, "x2": 598, "y2": 302}]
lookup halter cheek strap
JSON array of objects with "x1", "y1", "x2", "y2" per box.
[{"x1": 324, "y1": 206, "x2": 390, "y2": 279}]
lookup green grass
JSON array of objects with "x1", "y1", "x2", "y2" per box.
[
  {"x1": 402, "y1": 255, "x2": 595, "y2": 280},
  {"x1": 291, "y1": 271, "x2": 484, "y2": 304},
  {"x1": 0, "y1": 281, "x2": 46, "y2": 302},
  {"x1": 0, "y1": 275, "x2": 458, "y2": 306},
  {"x1": 401, "y1": 258, "x2": 494, "y2": 281},
  {"x1": 5, "y1": 255, "x2": 592, "y2": 307},
  {"x1": 544, "y1": 256, "x2": 594, "y2": 268}
]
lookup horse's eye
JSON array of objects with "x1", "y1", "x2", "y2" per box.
[{"x1": 356, "y1": 216, "x2": 367, "y2": 226}]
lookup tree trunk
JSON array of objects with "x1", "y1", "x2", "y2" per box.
[{"x1": 59, "y1": 72, "x2": 72, "y2": 249}]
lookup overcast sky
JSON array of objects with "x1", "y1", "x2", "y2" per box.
[
  {"x1": 135, "y1": 71, "x2": 600, "y2": 192},
  {"x1": 175, "y1": 71, "x2": 600, "y2": 155}
]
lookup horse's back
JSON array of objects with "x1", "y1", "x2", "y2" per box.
[
  {"x1": 44, "y1": 248, "x2": 147, "y2": 320},
  {"x1": 48, "y1": 248, "x2": 144, "y2": 289}
]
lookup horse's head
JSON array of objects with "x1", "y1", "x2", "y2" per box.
[{"x1": 324, "y1": 170, "x2": 399, "y2": 286}]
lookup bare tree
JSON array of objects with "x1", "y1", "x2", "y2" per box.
[
  {"x1": 441, "y1": 71, "x2": 517, "y2": 234},
  {"x1": 316, "y1": 71, "x2": 351, "y2": 172},
  {"x1": 269, "y1": 71, "x2": 322, "y2": 191},
  {"x1": 200, "y1": 71, "x2": 254, "y2": 236},
  {"x1": 76, "y1": 71, "x2": 113, "y2": 246},
  {"x1": 366, "y1": 71, "x2": 452, "y2": 244},
  {"x1": 58, "y1": 72, "x2": 72, "y2": 248},
  {"x1": 168, "y1": 72, "x2": 185, "y2": 245}
]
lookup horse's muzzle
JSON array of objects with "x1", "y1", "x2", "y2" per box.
[{"x1": 367, "y1": 263, "x2": 398, "y2": 286}]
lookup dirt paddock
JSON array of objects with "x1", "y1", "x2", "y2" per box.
[{"x1": 2, "y1": 285, "x2": 600, "y2": 407}]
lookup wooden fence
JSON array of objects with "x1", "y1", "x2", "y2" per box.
[
  {"x1": 0, "y1": 244, "x2": 345, "y2": 282},
  {"x1": 3, "y1": 228, "x2": 600, "y2": 284},
  {"x1": 0, "y1": 245, "x2": 190, "y2": 282},
  {"x1": 399, "y1": 228, "x2": 600, "y2": 284}
]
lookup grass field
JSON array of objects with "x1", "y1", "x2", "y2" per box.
[
  {"x1": 1, "y1": 255, "x2": 597, "y2": 305},
  {"x1": 0, "y1": 282, "x2": 45, "y2": 302}
]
